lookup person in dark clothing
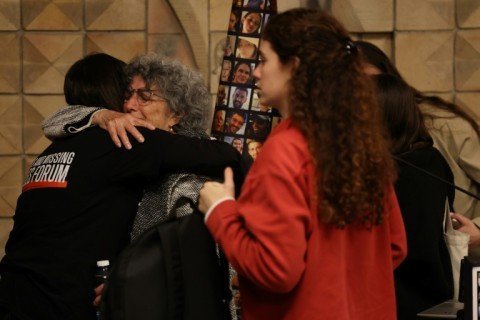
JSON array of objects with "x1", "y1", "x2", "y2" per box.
[
  {"x1": 374, "y1": 74, "x2": 455, "y2": 320},
  {"x1": 0, "y1": 53, "x2": 242, "y2": 320},
  {"x1": 356, "y1": 40, "x2": 480, "y2": 229}
]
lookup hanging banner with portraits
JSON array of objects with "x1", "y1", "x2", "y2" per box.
[{"x1": 211, "y1": 0, "x2": 279, "y2": 167}]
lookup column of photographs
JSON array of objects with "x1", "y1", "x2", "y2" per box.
[{"x1": 211, "y1": 0, "x2": 279, "y2": 167}]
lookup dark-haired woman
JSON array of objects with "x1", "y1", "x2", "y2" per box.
[
  {"x1": 374, "y1": 74, "x2": 455, "y2": 320},
  {"x1": 356, "y1": 40, "x2": 480, "y2": 229}
]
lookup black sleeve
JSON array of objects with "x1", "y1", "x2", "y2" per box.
[{"x1": 133, "y1": 127, "x2": 247, "y2": 192}]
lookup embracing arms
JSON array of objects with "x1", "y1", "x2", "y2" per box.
[{"x1": 42, "y1": 106, "x2": 154, "y2": 149}]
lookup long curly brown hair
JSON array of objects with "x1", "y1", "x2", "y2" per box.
[{"x1": 263, "y1": 9, "x2": 396, "y2": 228}]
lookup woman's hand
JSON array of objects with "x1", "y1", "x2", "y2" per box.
[
  {"x1": 451, "y1": 212, "x2": 480, "y2": 249},
  {"x1": 92, "y1": 110, "x2": 155, "y2": 149},
  {"x1": 199, "y1": 167, "x2": 235, "y2": 214}
]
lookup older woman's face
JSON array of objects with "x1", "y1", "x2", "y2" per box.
[{"x1": 123, "y1": 75, "x2": 178, "y2": 131}]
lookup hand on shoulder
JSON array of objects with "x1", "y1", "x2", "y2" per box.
[{"x1": 93, "y1": 110, "x2": 155, "y2": 149}]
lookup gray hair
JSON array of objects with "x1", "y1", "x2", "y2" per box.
[{"x1": 125, "y1": 53, "x2": 212, "y2": 131}]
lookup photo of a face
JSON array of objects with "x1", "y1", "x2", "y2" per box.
[
  {"x1": 216, "y1": 85, "x2": 228, "y2": 107},
  {"x1": 229, "y1": 86, "x2": 250, "y2": 110},
  {"x1": 246, "y1": 114, "x2": 271, "y2": 139},
  {"x1": 251, "y1": 89, "x2": 260, "y2": 109},
  {"x1": 232, "y1": 61, "x2": 252, "y2": 84},
  {"x1": 224, "y1": 136, "x2": 244, "y2": 154},
  {"x1": 251, "y1": 90, "x2": 272, "y2": 112},
  {"x1": 225, "y1": 111, "x2": 247, "y2": 134},
  {"x1": 212, "y1": 110, "x2": 226, "y2": 132},
  {"x1": 229, "y1": 10, "x2": 240, "y2": 32},
  {"x1": 247, "y1": 139, "x2": 263, "y2": 161},
  {"x1": 232, "y1": 138, "x2": 244, "y2": 154},
  {"x1": 256, "y1": 103, "x2": 272, "y2": 112},
  {"x1": 236, "y1": 37, "x2": 258, "y2": 60},
  {"x1": 221, "y1": 60, "x2": 232, "y2": 82},
  {"x1": 252, "y1": 89, "x2": 272, "y2": 113},
  {"x1": 241, "y1": 11, "x2": 262, "y2": 35}
]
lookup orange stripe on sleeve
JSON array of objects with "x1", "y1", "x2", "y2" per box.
[{"x1": 22, "y1": 181, "x2": 68, "y2": 192}]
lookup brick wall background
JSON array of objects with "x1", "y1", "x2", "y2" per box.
[{"x1": 0, "y1": 0, "x2": 479, "y2": 257}]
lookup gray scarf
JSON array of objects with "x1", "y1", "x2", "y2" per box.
[{"x1": 130, "y1": 126, "x2": 210, "y2": 241}]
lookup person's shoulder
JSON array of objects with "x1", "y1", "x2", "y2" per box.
[
  {"x1": 136, "y1": 126, "x2": 161, "y2": 135},
  {"x1": 400, "y1": 144, "x2": 440, "y2": 161},
  {"x1": 258, "y1": 119, "x2": 309, "y2": 163},
  {"x1": 419, "y1": 101, "x2": 472, "y2": 127},
  {"x1": 420, "y1": 103, "x2": 478, "y2": 134},
  {"x1": 419, "y1": 101, "x2": 452, "y2": 117},
  {"x1": 435, "y1": 115, "x2": 477, "y2": 136},
  {"x1": 54, "y1": 126, "x2": 118, "y2": 154},
  {"x1": 268, "y1": 119, "x2": 305, "y2": 144},
  {"x1": 137, "y1": 127, "x2": 192, "y2": 142},
  {"x1": 399, "y1": 145, "x2": 452, "y2": 177},
  {"x1": 72, "y1": 125, "x2": 108, "y2": 139}
]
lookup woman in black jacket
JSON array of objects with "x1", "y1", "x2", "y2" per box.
[{"x1": 374, "y1": 74, "x2": 455, "y2": 320}]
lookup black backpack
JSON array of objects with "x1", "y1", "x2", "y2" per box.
[{"x1": 100, "y1": 207, "x2": 232, "y2": 320}]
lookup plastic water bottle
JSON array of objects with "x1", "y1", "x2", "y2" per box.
[{"x1": 94, "y1": 260, "x2": 110, "y2": 320}]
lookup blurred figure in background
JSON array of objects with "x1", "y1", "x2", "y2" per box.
[
  {"x1": 374, "y1": 74, "x2": 455, "y2": 319},
  {"x1": 356, "y1": 41, "x2": 480, "y2": 230}
]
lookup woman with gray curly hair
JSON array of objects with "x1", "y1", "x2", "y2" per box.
[{"x1": 122, "y1": 52, "x2": 212, "y2": 133}]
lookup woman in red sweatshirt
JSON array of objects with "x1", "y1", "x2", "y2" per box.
[{"x1": 199, "y1": 8, "x2": 407, "y2": 320}]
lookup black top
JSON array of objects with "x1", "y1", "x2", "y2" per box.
[
  {"x1": 0, "y1": 126, "x2": 243, "y2": 320},
  {"x1": 393, "y1": 146, "x2": 455, "y2": 320}
]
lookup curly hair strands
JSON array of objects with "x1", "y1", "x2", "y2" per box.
[
  {"x1": 262, "y1": 9, "x2": 397, "y2": 229},
  {"x1": 125, "y1": 53, "x2": 212, "y2": 131}
]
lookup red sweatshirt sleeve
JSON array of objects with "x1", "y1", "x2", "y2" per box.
[{"x1": 206, "y1": 128, "x2": 312, "y2": 293}]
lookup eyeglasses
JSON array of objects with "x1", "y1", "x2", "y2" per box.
[{"x1": 124, "y1": 88, "x2": 165, "y2": 105}]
